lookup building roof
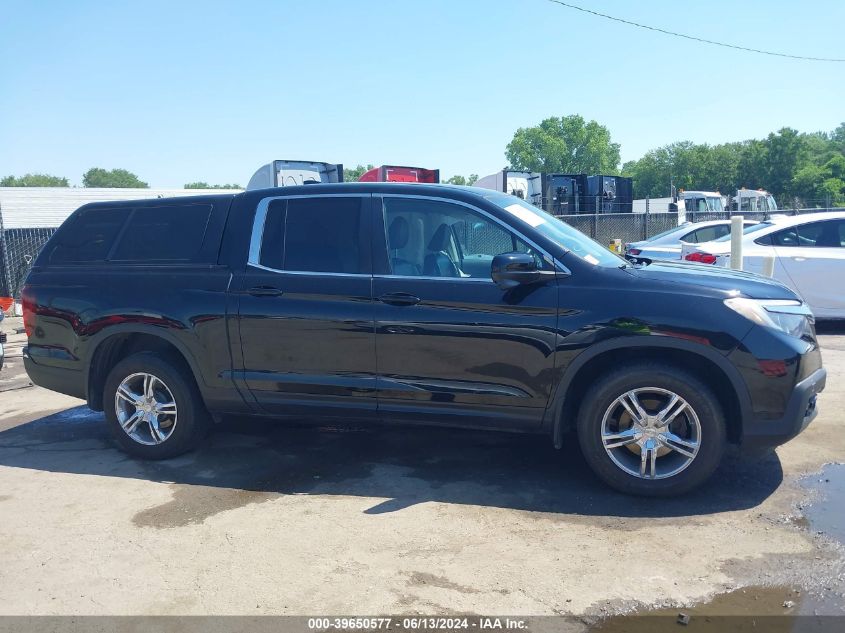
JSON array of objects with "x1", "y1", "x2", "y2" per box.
[{"x1": 0, "y1": 187, "x2": 242, "y2": 229}]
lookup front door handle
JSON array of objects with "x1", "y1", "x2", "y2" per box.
[
  {"x1": 247, "y1": 286, "x2": 284, "y2": 297},
  {"x1": 791, "y1": 256, "x2": 806, "y2": 262},
  {"x1": 378, "y1": 292, "x2": 421, "y2": 306}
]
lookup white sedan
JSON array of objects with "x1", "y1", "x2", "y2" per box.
[
  {"x1": 625, "y1": 219, "x2": 758, "y2": 262},
  {"x1": 687, "y1": 211, "x2": 845, "y2": 319}
]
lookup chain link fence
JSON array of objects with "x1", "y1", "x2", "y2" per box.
[
  {"x1": 779, "y1": 198, "x2": 845, "y2": 210},
  {"x1": 0, "y1": 225, "x2": 57, "y2": 298}
]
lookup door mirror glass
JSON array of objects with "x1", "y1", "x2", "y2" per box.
[{"x1": 491, "y1": 252, "x2": 541, "y2": 290}]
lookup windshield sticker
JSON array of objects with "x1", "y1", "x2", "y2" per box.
[
  {"x1": 584, "y1": 254, "x2": 600, "y2": 265},
  {"x1": 504, "y1": 203, "x2": 546, "y2": 227}
]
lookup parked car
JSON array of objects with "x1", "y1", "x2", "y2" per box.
[
  {"x1": 625, "y1": 220, "x2": 759, "y2": 262},
  {"x1": 21, "y1": 184, "x2": 826, "y2": 496},
  {"x1": 686, "y1": 211, "x2": 845, "y2": 319}
]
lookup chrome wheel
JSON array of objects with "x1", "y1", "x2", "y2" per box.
[
  {"x1": 114, "y1": 372, "x2": 178, "y2": 446},
  {"x1": 600, "y1": 387, "x2": 701, "y2": 480}
]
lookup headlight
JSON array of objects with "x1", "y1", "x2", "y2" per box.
[{"x1": 724, "y1": 298, "x2": 814, "y2": 338}]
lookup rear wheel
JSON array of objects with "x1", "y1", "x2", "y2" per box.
[
  {"x1": 577, "y1": 363, "x2": 726, "y2": 496},
  {"x1": 103, "y1": 352, "x2": 209, "y2": 459}
]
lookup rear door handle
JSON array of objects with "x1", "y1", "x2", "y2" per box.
[
  {"x1": 378, "y1": 292, "x2": 421, "y2": 306},
  {"x1": 791, "y1": 257, "x2": 806, "y2": 262},
  {"x1": 247, "y1": 286, "x2": 284, "y2": 297}
]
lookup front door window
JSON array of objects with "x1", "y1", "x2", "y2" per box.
[{"x1": 383, "y1": 197, "x2": 541, "y2": 279}]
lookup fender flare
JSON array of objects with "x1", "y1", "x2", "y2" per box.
[
  {"x1": 84, "y1": 323, "x2": 208, "y2": 404},
  {"x1": 545, "y1": 335, "x2": 753, "y2": 447}
]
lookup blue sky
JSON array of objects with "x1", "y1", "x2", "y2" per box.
[{"x1": 1, "y1": 0, "x2": 843, "y2": 187}]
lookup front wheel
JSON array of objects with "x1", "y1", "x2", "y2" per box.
[
  {"x1": 103, "y1": 352, "x2": 209, "y2": 459},
  {"x1": 577, "y1": 363, "x2": 726, "y2": 496}
]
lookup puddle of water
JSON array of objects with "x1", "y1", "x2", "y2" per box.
[
  {"x1": 131, "y1": 484, "x2": 277, "y2": 528},
  {"x1": 591, "y1": 465, "x2": 845, "y2": 630},
  {"x1": 800, "y1": 463, "x2": 845, "y2": 545},
  {"x1": 590, "y1": 586, "x2": 824, "y2": 631}
]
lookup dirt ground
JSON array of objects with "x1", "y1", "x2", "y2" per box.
[{"x1": 1, "y1": 315, "x2": 843, "y2": 625}]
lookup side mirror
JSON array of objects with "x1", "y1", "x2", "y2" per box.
[{"x1": 491, "y1": 252, "x2": 541, "y2": 290}]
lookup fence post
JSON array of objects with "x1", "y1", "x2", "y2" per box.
[
  {"x1": 0, "y1": 203, "x2": 12, "y2": 299},
  {"x1": 644, "y1": 198, "x2": 650, "y2": 240},
  {"x1": 730, "y1": 215, "x2": 744, "y2": 271},
  {"x1": 761, "y1": 255, "x2": 775, "y2": 277}
]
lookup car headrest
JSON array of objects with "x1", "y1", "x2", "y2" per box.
[
  {"x1": 428, "y1": 223, "x2": 452, "y2": 252},
  {"x1": 388, "y1": 216, "x2": 410, "y2": 250}
]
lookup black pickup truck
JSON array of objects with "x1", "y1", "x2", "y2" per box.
[{"x1": 22, "y1": 183, "x2": 826, "y2": 496}]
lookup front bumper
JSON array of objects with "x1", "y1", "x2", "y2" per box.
[{"x1": 742, "y1": 366, "x2": 827, "y2": 450}]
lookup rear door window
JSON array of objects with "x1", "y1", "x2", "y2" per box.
[
  {"x1": 110, "y1": 204, "x2": 213, "y2": 261},
  {"x1": 47, "y1": 207, "x2": 131, "y2": 264},
  {"x1": 684, "y1": 225, "x2": 729, "y2": 243},
  {"x1": 796, "y1": 220, "x2": 843, "y2": 248},
  {"x1": 256, "y1": 196, "x2": 366, "y2": 274}
]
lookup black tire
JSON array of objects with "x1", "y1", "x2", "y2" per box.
[
  {"x1": 576, "y1": 363, "x2": 726, "y2": 496},
  {"x1": 103, "y1": 351, "x2": 210, "y2": 459}
]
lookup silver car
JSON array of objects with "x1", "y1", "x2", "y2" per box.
[{"x1": 625, "y1": 220, "x2": 758, "y2": 262}]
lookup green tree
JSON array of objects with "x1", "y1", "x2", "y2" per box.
[
  {"x1": 506, "y1": 115, "x2": 620, "y2": 174},
  {"x1": 184, "y1": 182, "x2": 241, "y2": 189},
  {"x1": 762, "y1": 128, "x2": 806, "y2": 200},
  {"x1": 819, "y1": 177, "x2": 845, "y2": 205},
  {"x1": 83, "y1": 168, "x2": 148, "y2": 188},
  {"x1": 621, "y1": 123, "x2": 845, "y2": 205},
  {"x1": 343, "y1": 164, "x2": 374, "y2": 182},
  {"x1": 799, "y1": 155, "x2": 845, "y2": 205},
  {"x1": 831, "y1": 122, "x2": 845, "y2": 155},
  {"x1": 621, "y1": 141, "x2": 719, "y2": 198},
  {"x1": 443, "y1": 174, "x2": 480, "y2": 186},
  {"x1": 803, "y1": 131, "x2": 836, "y2": 166},
  {"x1": 791, "y1": 163, "x2": 826, "y2": 202},
  {"x1": 701, "y1": 143, "x2": 740, "y2": 194},
  {"x1": 735, "y1": 139, "x2": 768, "y2": 191},
  {"x1": 1, "y1": 173, "x2": 68, "y2": 187},
  {"x1": 825, "y1": 154, "x2": 845, "y2": 180}
]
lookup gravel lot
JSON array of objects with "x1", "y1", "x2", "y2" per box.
[{"x1": 1, "y1": 316, "x2": 843, "y2": 624}]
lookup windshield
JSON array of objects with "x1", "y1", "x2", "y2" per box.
[
  {"x1": 713, "y1": 222, "x2": 771, "y2": 242},
  {"x1": 706, "y1": 197, "x2": 724, "y2": 212},
  {"x1": 766, "y1": 195, "x2": 777, "y2": 211},
  {"x1": 485, "y1": 194, "x2": 626, "y2": 267},
  {"x1": 685, "y1": 196, "x2": 723, "y2": 212}
]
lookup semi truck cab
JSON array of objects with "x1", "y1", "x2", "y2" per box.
[{"x1": 247, "y1": 160, "x2": 344, "y2": 190}]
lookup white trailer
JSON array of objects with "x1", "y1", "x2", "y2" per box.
[
  {"x1": 247, "y1": 160, "x2": 343, "y2": 190},
  {"x1": 731, "y1": 189, "x2": 778, "y2": 212},
  {"x1": 472, "y1": 170, "x2": 544, "y2": 208},
  {"x1": 633, "y1": 191, "x2": 725, "y2": 215}
]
